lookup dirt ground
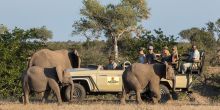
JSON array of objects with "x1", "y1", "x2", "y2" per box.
[
  {"x1": 0, "y1": 93, "x2": 220, "y2": 110},
  {"x1": 0, "y1": 101, "x2": 220, "y2": 110}
]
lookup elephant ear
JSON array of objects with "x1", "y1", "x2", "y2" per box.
[{"x1": 70, "y1": 49, "x2": 81, "y2": 68}]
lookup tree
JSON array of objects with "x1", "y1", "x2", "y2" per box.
[
  {"x1": 206, "y1": 18, "x2": 220, "y2": 44},
  {"x1": 0, "y1": 25, "x2": 52, "y2": 98},
  {"x1": 73, "y1": 0, "x2": 150, "y2": 60},
  {"x1": 0, "y1": 24, "x2": 8, "y2": 34},
  {"x1": 179, "y1": 27, "x2": 216, "y2": 50}
]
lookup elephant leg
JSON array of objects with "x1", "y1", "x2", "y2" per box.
[
  {"x1": 149, "y1": 80, "x2": 161, "y2": 104},
  {"x1": 120, "y1": 86, "x2": 127, "y2": 104},
  {"x1": 136, "y1": 90, "x2": 143, "y2": 104},
  {"x1": 48, "y1": 79, "x2": 62, "y2": 105},
  {"x1": 23, "y1": 78, "x2": 30, "y2": 105},
  {"x1": 42, "y1": 89, "x2": 51, "y2": 103},
  {"x1": 132, "y1": 77, "x2": 143, "y2": 104}
]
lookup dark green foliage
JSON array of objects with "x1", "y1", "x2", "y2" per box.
[
  {"x1": 0, "y1": 25, "x2": 52, "y2": 98},
  {"x1": 116, "y1": 28, "x2": 178, "y2": 62},
  {"x1": 79, "y1": 40, "x2": 108, "y2": 65},
  {"x1": 179, "y1": 27, "x2": 216, "y2": 50}
]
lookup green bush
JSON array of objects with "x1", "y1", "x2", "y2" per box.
[{"x1": 0, "y1": 26, "x2": 51, "y2": 99}]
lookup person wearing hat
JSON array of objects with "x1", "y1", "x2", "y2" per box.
[
  {"x1": 145, "y1": 46, "x2": 157, "y2": 64},
  {"x1": 138, "y1": 47, "x2": 146, "y2": 64},
  {"x1": 106, "y1": 56, "x2": 117, "y2": 70}
]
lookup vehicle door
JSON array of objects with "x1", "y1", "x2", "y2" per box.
[{"x1": 96, "y1": 70, "x2": 123, "y2": 92}]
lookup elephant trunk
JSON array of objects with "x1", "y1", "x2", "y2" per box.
[{"x1": 172, "y1": 77, "x2": 176, "y2": 92}]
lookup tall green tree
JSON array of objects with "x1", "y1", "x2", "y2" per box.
[
  {"x1": 179, "y1": 27, "x2": 216, "y2": 50},
  {"x1": 73, "y1": 0, "x2": 150, "y2": 60},
  {"x1": 0, "y1": 25, "x2": 52, "y2": 98}
]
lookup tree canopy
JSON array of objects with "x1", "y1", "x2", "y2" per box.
[
  {"x1": 179, "y1": 27, "x2": 216, "y2": 49},
  {"x1": 73, "y1": 0, "x2": 150, "y2": 60}
]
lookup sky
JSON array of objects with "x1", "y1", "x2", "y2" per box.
[{"x1": 0, "y1": 0, "x2": 220, "y2": 41}]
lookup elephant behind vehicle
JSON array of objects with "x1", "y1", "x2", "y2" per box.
[
  {"x1": 22, "y1": 66, "x2": 74, "y2": 105},
  {"x1": 120, "y1": 62, "x2": 176, "y2": 104},
  {"x1": 28, "y1": 49, "x2": 80, "y2": 84}
]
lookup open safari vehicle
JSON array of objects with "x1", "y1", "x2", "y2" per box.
[{"x1": 63, "y1": 51, "x2": 205, "y2": 103}]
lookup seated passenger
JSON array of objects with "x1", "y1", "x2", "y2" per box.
[
  {"x1": 106, "y1": 57, "x2": 117, "y2": 70},
  {"x1": 180, "y1": 45, "x2": 200, "y2": 74},
  {"x1": 138, "y1": 47, "x2": 146, "y2": 64},
  {"x1": 161, "y1": 46, "x2": 171, "y2": 62},
  {"x1": 145, "y1": 46, "x2": 157, "y2": 64}
]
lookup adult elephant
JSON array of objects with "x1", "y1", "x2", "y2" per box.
[
  {"x1": 120, "y1": 62, "x2": 176, "y2": 104},
  {"x1": 22, "y1": 66, "x2": 74, "y2": 105},
  {"x1": 26, "y1": 49, "x2": 80, "y2": 102},
  {"x1": 28, "y1": 49, "x2": 80, "y2": 84}
]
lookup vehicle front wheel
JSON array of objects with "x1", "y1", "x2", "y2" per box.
[
  {"x1": 160, "y1": 84, "x2": 171, "y2": 103},
  {"x1": 65, "y1": 83, "x2": 86, "y2": 102}
]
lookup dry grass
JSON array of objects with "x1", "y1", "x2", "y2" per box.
[
  {"x1": 206, "y1": 67, "x2": 220, "y2": 74},
  {"x1": 1, "y1": 99, "x2": 220, "y2": 110},
  {"x1": 0, "y1": 102, "x2": 220, "y2": 110}
]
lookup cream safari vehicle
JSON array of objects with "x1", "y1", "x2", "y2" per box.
[{"x1": 62, "y1": 51, "x2": 205, "y2": 103}]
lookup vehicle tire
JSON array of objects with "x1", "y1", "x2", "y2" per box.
[
  {"x1": 160, "y1": 84, "x2": 170, "y2": 103},
  {"x1": 65, "y1": 83, "x2": 86, "y2": 102}
]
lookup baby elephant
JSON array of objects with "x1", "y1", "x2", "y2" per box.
[{"x1": 22, "y1": 66, "x2": 74, "y2": 105}]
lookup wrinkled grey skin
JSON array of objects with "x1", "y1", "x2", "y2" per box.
[
  {"x1": 28, "y1": 49, "x2": 80, "y2": 83},
  {"x1": 22, "y1": 66, "x2": 74, "y2": 105},
  {"x1": 22, "y1": 49, "x2": 80, "y2": 104},
  {"x1": 120, "y1": 62, "x2": 176, "y2": 104}
]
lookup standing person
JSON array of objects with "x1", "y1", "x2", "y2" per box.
[
  {"x1": 145, "y1": 46, "x2": 157, "y2": 64},
  {"x1": 138, "y1": 47, "x2": 146, "y2": 64},
  {"x1": 180, "y1": 45, "x2": 200, "y2": 74},
  {"x1": 106, "y1": 57, "x2": 117, "y2": 70},
  {"x1": 161, "y1": 46, "x2": 171, "y2": 62}
]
